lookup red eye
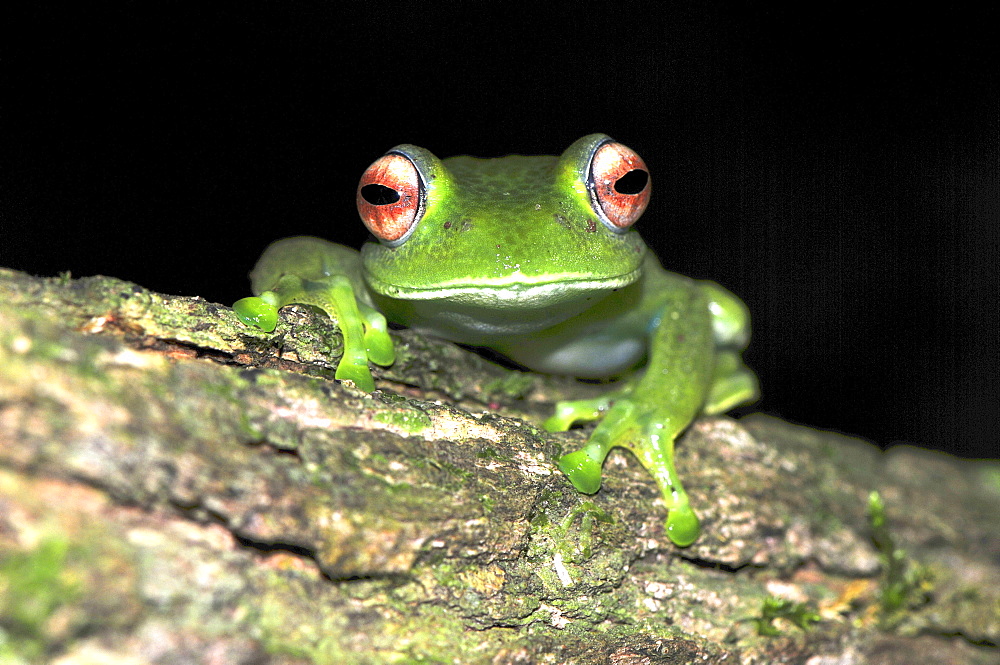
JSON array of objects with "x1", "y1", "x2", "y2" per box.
[
  {"x1": 356, "y1": 153, "x2": 423, "y2": 243},
  {"x1": 590, "y1": 141, "x2": 650, "y2": 230}
]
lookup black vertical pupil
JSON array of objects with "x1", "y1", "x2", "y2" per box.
[
  {"x1": 614, "y1": 169, "x2": 649, "y2": 195},
  {"x1": 361, "y1": 184, "x2": 401, "y2": 206}
]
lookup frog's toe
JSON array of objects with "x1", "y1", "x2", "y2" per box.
[
  {"x1": 665, "y1": 505, "x2": 700, "y2": 548},
  {"x1": 364, "y1": 329, "x2": 395, "y2": 366},
  {"x1": 543, "y1": 412, "x2": 573, "y2": 433},
  {"x1": 233, "y1": 297, "x2": 279, "y2": 332},
  {"x1": 544, "y1": 399, "x2": 608, "y2": 432},
  {"x1": 557, "y1": 449, "x2": 604, "y2": 494},
  {"x1": 334, "y1": 361, "x2": 376, "y2": 393},
  {"x1": 544, "y1": 402, "x2": 585, "y2": 431}
]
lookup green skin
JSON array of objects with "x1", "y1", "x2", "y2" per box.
[{"x1": 233, "y1": 134, "x2": 758, "y2": 547}]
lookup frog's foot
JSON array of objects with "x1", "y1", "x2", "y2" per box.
[
  {"x1": 553, "y1": 397, "x2": 633, "y2": 494},
  {"x1": 557, "y1": 399, "x2": 702, "y2": 547},
  {"x1": 550, "y1": 394, "x2": 620, "y2": 492},
  {"x1": 233, "y1": 275, "x2": 394, "y2": 394}
]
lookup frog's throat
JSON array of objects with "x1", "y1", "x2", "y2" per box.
[{"x1": 365, "y1": 268, "x2": 641, "y2": 308}]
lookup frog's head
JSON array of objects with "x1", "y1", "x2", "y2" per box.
[{"x1": 357, "y1": 134, "x2": 652, "y2": 336}]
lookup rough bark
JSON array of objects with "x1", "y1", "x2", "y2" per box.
[{"x1": 1, "y1": 268, "x2": 997, "y2": 664}]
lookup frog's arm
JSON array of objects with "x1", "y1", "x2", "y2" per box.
[
  {"x1": 549, "y1": 280, "x2": 757, "y2": 547},
  {"x1": 233, "y1": 236, "x2": 394, "y2": 392}
]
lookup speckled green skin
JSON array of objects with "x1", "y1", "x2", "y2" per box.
[
  {"x1": 361, "y1": 149, "x2": 645, "y2": 297},
  {"x1": 233, "y1": 134, "x2": 759, "y2": 546}
]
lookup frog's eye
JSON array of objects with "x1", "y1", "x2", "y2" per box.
[
  {"x1": 588, "y1": 141, "x2": 650, "y2": 231},
  {"x1": 357, "y1": 152, "x2": 424, "y2": 244}
]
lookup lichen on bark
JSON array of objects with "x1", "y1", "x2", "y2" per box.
[{"x1": 1, "y1": 268, "x2": 997, "y2": 664}]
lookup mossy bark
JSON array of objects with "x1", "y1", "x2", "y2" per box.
[{"x1": 1, "y1": 268, "x2": 997, "y2": 664}]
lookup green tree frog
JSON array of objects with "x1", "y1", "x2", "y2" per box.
[{"x1": 233, "y1": 134, "x2": 758, "y2": 547}]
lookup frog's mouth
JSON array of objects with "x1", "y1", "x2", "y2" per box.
[
  {"x1": 366, "y1": 269, "x2": 641, "y2": 308},
  {"x1": 367, "y1": 269, "x2": 642, "y2": 341}
]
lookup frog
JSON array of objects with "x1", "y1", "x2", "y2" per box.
[{"x1": 233, "y1": 134, "x2": 758, "y2": 547}]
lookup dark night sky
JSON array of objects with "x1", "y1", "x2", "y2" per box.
[{"x1": 5, "y1": 6, "x2": 997, "y2": 458}]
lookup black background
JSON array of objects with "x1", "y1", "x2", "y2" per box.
[{"x1": 6, "y1": 6, "x2": 997, "y2": 458}]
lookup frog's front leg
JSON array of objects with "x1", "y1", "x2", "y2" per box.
[
  {"x1": 568, "y1": 399, "x2": 705, "y2": 546},
  {"x1": 552, "y1": 288, "x2": 717, "y2": 547},
  {"x1": 233, "y1": 236, "x2": 394, "y2": 392}
]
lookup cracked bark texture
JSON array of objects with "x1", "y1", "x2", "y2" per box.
[{"x1": 1, "y1": 268, "x2": 997, "y2": 664}]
